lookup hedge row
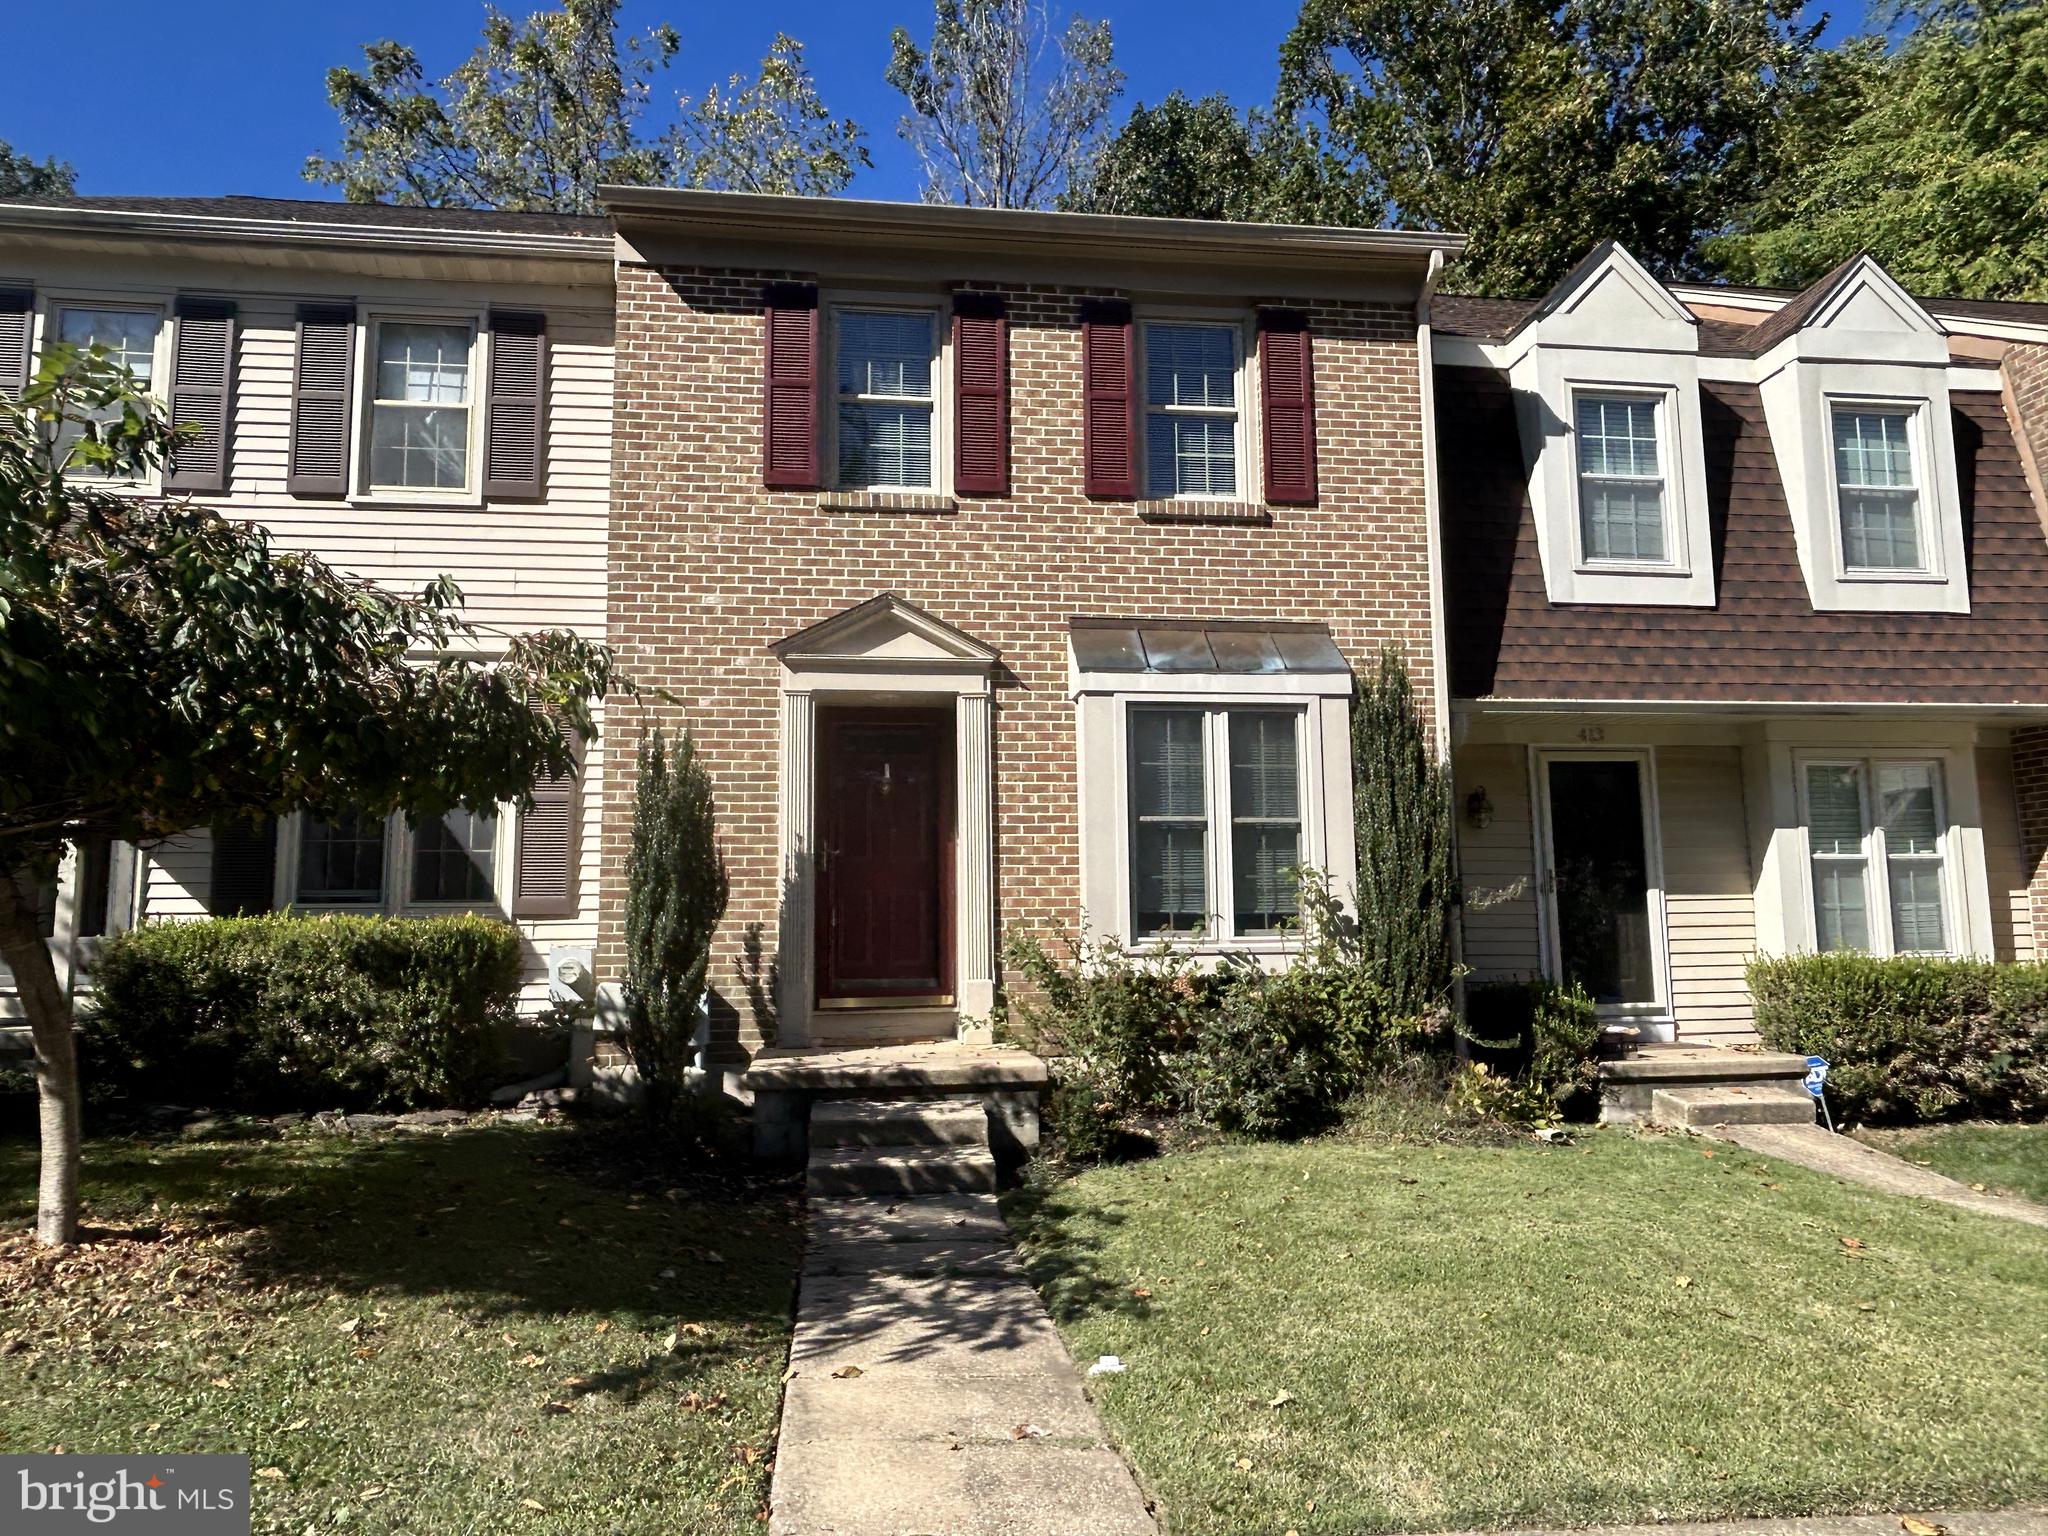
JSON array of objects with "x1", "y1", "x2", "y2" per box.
[
  {"x1": 83, "y1": 914, "x2": 523, "y2": 1112},
  {"x1": 1747, "y1": 952, "x2": 2048, "y2": 1124}
]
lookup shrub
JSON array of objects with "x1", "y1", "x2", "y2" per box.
[
  {"x1": 622, "y1": 725, "x2": 729, "y2": 1126},
  {"x1": 1042, "y1": 1070, "x2": 1120, "y2": 1166},
  {"x1": 1458, "y1": 978, "x2": 1603, "y2": 1123},
  {"x1": 83, "y1": 913, "x2": 520, "y2": 1112},
  {"x1": 1747, "y1": 953, "x2": 2048, "y2": 1124},
  {"x1": 1002, "y1": 926, "x2": 1203, "y2": 1110}
]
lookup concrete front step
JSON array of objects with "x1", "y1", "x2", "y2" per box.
[
  {"x1": 810, "y1": 1097, "x2": 991, "y2": 1150},
  {"x1": 1601, "y1": 1044, "x2": 1811, "y2": 1124},
  {"x1": 807, "y1": 1143, "x2": 1000, "y2": 1198},
  {"x1": 1651, "y1": 1083, "x2": 1817, "y2": 1129}
]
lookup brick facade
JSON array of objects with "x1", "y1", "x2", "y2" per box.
[
  {"x1": 602, "y1": 263, "x2": 1437, "y2": 1057},
  {"x1": 2013, "y1": 726, "x2": 2048, "y2": 946}
]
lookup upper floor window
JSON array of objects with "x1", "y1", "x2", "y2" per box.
[
  {"x1": 833, "y1": 307, "x2": 937, "y2": 491},
  {"x1": 1142, "y1": 322, "x2": 1241, "y2": 499},
  {"x1": 53, "y1": 305, "x2": 161, "y2": 476},
  {"x1": 1832, "y1": 406, "x2": 1923, "y2": 572},
  {"x1": 1574, "y1": 393, "x2": 1667, "y2": 564},
  {"x1": 1803, "y1": 758, "x2": 1948, "y2": 956},
  {"x1": 368, "y1": 319, "x2": 475, "y2": 492}
]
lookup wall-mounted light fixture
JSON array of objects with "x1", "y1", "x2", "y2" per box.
[{"x1": 1465, "y1": 786, "x2": 1495, "y2": 830}]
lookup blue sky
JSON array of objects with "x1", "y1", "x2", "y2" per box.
[{"x1": 8, "y1": 0, "x2": 1873, "y2": 205}]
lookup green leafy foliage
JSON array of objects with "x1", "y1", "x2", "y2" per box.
[
  {"x1": 82, "y1": 914, "x2": 520, "y2": 1111},
  {"x1": 1748, "y1": 952, "x2": 2048, "y2": 1124},
  {"x1": 1275, "y1": 0, "x2": 1824, "y2": 293},
  {"x1": 887, "y1": 0, "x2": 1124, "y2": 208},
  {"x1": 1352, "y1": 647, "x2": 1456, "y2": 1020},
  {"x1": 1002, "y1": 925, "x2": 1203, "y2": 1110},
  {"x1": 1458, "y1": 977, "x2": 1603, "y2": 1126},
  {"x1": 0, "y1": 141, "x2": 75, "y2": 198},
  {"x1": 1709, "y1": 5, "x2": 2048, "y2": 300},
  {"x1": 668, "y1": 34, "x2": 872, "y2": 196},
  {"x1": 621, "y1": 727, "x2": 729, "y2": 1126}
]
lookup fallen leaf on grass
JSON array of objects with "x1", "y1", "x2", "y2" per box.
[
  {"x1": 1840, "y1": 1236, "x2": 1867, "y2": 1252},
  {"x1": 282, "y1": 1419, "x2": 310, "y2": 1433},
  {"x1": 337, "y1": 1318, "x2": 361, "y2": 1335},
  {"x1": 255, "y1": 1467, "x2": 285, "y2": 1480},
  {"x1": 1268, "y1": 1390, "x2": 1295, "y2": 1409},
  {"x1": 1970, "y1": 1183, "x2": 1988, "y2": 1193},
  {"x1": 1233, "y1": 1457, "x2": 1253, "y2": 1472},
  {"x1": 1902, "y1": 1518, "x2": 1947, "y2": 1536},
  {"x1": 681, "y1": 1322, "x2": 710, "y2": 1337},
  {"x1": 1131, "y1": 1287, "x2": 1152, "y2": 1300},
  {"x1": 521, "y1": 1498, "x2": 547, "y2": 1512},
  {"x1": 1673, "y1": 1276, "x2": 1692, "y2": 1289},
  {"x1": 541, "y1": 1401, "x2": 573, "y2": 1416},
  {"x1": 831, "y1": 1365, "x2": 864, "y2": 1379},
  {"x1": 593, "y1": 1320, "x2": 611, "y2": 1335},
  {"x1": 501, "y1": 1332, "x2": 518, "y2": 1346},
  {"x1": 519, "y1": 1353, "x2": 545, "y2": 1368},
  {"x1": 360, "y1": 1485, "x2": 385, "y2": 1501},
  {"x1": 560, "y1": 1375, "x2": 593, "y2": 1391},
  {"x1": 208, "y1": 1377, "x2": 234, "y2": 1389}
]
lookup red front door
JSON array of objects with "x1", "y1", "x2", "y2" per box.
[{"x1": 817, "y1": 709, "x2": 953, "y2": 1005}]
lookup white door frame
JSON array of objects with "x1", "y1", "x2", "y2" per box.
[{"x1": 1530, "y1": 746, "x2": 1674, "y2": 1034}]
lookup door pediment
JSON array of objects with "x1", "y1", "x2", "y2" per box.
[{"x1": 771, "y1": 593, "x2": 999, "y2": 677}]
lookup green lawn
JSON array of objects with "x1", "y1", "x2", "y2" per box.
[
  {"x1": 1855, "y1": 1122, "x2": 2048, "y2": 1205},
  {"x1": 1008, "y1": 1130, "x2": 2048, "y2": 1536},
  {"x1": 0, "y1": 1122, "x2": 801, "y2": 1535}
]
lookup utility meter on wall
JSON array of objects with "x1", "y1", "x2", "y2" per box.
[{"x1": 546, "y1": 945, "x2": 596, "y2": 1006}]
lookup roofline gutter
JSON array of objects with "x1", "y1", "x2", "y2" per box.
[
  {"x1": 598, "y1": 185, "x2": 1468, "y2": 274},
  {"x1": 0, "y1": 203, "x2": 612, "y2": 263},
  {"x1": 1454, "y1": 697, "x2": 2048, "y2": 718}
]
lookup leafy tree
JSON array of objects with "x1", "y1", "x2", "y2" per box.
[
  {"x1": 1351, "y1": 648, "x2": 1455, "y2": 1020},
  {"x1": 0, "y1": 350, "x2": 618, "y2": 1245},
  {"x1": 887, "y1": 0, "x2": 1124, "y2": 209},
  {"x1": 306, "y1": 0, "x2": 867, "y2": 212},
  {"x1": 669, "y1": 33, "x2": 871, "y2": 196},
  {"x1": 1276, "y1": 0, "x2": 1824, "y2": 294},
  {"x1": 621, "y1": 726, "x2": 728, "y2": 1126},
  {"x1": 1709, "y1": 4, "x2": 2048, "y2": 300},
  {"x1": 0, "y1": 142, "x2": 75, "y2": 198}
]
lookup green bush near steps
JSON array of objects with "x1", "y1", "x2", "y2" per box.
[
  {"x1": 1747, "y1": 952, "x2": 2048, "y2": 1124},
  {"x1": 82, "y1": 913, "x2": 522, "y2": 1113}
]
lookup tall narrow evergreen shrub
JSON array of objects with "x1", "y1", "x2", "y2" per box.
[
  {"x1": 1352, "y1": 647, "x2": 1456, "y2": 1018},
  {"x1": 622, "y1": 726, "x2": 729, "y2": 1122}
]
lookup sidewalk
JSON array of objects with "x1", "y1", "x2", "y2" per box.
[
  {"x1": 1704, "y1": 1123, "x2": 2048, "y2": 1229},
  {"x1": 768, "y1": 1191, "x2": 1155, "y2": 1536},
  {"x1": 1427, "y1": 1511, "x2": 2048, "y2": 1536}
]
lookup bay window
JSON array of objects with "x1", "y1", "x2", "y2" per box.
[{"x1": 1802, "y1": 758, "x2": 1949, "y2": 956}]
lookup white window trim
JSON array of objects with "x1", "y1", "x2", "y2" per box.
[
  {"x1": 276, "y1": 805, "x2": 515, "y2": 919},
  {"x1": 1823, "y1": 395, "x2": 1942, "y2": 583},
  {"x1": 31, "y1": 289, "x2": 175, "y2": 494},
  {"x1": 824, "y1": 294, "x2": 948, "y2": 494},
  {"x1": 1136, "y1": 308, "x2": 1259, "y2": 503},
  {"x1": 1530, "y1": 747, "x2": 1672, "y2": 1023},
  {"x1": 353, "y1": 307, "x2": 490, "y2": 507},
  {"x1": 1793, "y1": 752, "x2": 1960, "y2": 958},
  {"x1": 1569, "y1": 385, "x2": 1685, "y2": 574}
]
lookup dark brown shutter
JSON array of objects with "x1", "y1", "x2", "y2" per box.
[
  {"x1": 762, "y1": 283, "x2": 819, "y2": 489},
  {"x1": 953, "y1": 293, "x2": 1008, "y2": 497},
  {"x1": 208, "y1": 815, "x2": 277, "y2": 916},
  {"x1": 0, "y1": 287, "x2": 32, "y2": 399},
  {"x1": 514, "y1": 726, "x2": 578, "y2": 918},
  {"x1": 1081, "y1": 300, "x2": 1136, "y2": 499},
  {"x1": 1258, "y1": 310, "x2": 1318, "y2": 505},
  {"x1": 485, "y1": 310, "x2": 547, "y2": 500},
  {"x1": 165, "y1": 297, "x2": 236, "y2": 493},
  {"x1": 287, "y1": 303, "x2": 355, "y2": 497}
]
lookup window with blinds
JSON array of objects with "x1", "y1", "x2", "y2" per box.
[
  {"x1": 1574, "y1": 393, "x2": 1667, "y2": 563},
  {"x1": 834, "y1": 308, "x2": 937, "y2": 490},
  {"x1": 1832, "y1": 407, "x2": 1923, "y2": 571},
  {"x1": 1127, "y1": 704, "x2": 1305, "y2": 941},
  {"x1": 1142, "y1": 322, "x2": 1240, "y2": 499},
  {"x1": 1803, "y1": 758, "x2": 1949, "y2": 955}
]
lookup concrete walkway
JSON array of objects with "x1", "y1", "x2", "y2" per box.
[
  {"x1": 1704, "y1": 1123, "x2": 2048, "y2": 1229},
  {"x1": 1427, "y1": 1510, "x2": 2048, "y2": 1536},
  {"x1": 769, "y1": 1191, "x2": 1155, "y2": 1536}
]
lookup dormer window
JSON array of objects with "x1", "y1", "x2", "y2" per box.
[
  {"x1": 1575, "y1": 393, "x2": 1668, "y2": 564},
  {"x1": 1832, "y1": 405, "x2": 1923, "y2": 572}
]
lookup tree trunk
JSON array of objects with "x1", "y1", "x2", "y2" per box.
[{"x1": 0, "y1": 874, "x2": 79, "y2": 1247}]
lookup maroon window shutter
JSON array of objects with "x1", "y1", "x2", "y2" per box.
[
  {"x1": 953, "y1": 293, "x2": 1008, "y2": 497},
  {"x1": 762, "y1": 283, "x2": 819, "y2": 489},
  {"x1": 287, "y1": 303, "x2": 355, "y2": 497},
  {"x1": 0, "y1": 288, "x2": 32, "y2": 400},
  {"x1": 165, "y1": 297, "x2": 236, "y2": 493},
  {"x1": 1259, "y1": 309, "x2": 1317, "y2": 505},
  {"x1": 485, "y1": 310, "x2": 547, "y2": 500},
  {"x1": 207, "y1": 815, "x2": 278, "y2": 916},
  {"x1": 1081, "y1": 300, "x2": 1136, "y2": 499}
]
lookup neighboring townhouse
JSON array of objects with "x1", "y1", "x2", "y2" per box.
[
  {"x1": 0, "y1": 195, "x2": 616, "y2": 1030},
  {"x1": 596, "y1": 190, "x2": 1462, "y2": 1072},
  {"x1": 1436, "y1": 243, "x2": 2048, "y2": 1044}
]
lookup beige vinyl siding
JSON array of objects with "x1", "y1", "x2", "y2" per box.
[
  {"x1": 1978, "y1": 739, "x2": 2035, "y2": 963},
  {"x1": 1656, "y1": 746, "x2": 1759, "y2": 1044},
  {"x1": 1456, "y1": 743, "x2": 1543, "y2": 981}
]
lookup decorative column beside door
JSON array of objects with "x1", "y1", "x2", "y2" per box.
[
  {"x1": 954, "y1": 690, "x2": 997, "y2": 1041},
  {"x1": 777, "y1": 690, "x2": 818, "y2": 1046}
]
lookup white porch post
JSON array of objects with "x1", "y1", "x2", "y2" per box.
[
  {"x1": 955, "y1": 688, "x2": 997, "y2": 1041},
  {"x1": 777, "y1": 690, "x2": 817, "y2": 1047}
]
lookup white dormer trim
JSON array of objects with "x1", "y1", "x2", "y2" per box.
[
  {"x1": 1754, "y1": 257, "x2": 1968, "y2": 615},
  {"x1": 1500, "y1": 244, "x2": 1716, "y2": 608}
]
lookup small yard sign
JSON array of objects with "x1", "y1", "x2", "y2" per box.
[{"x1": 1803, "y1": 1056, "x2": 1829, "y2": 1098}]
